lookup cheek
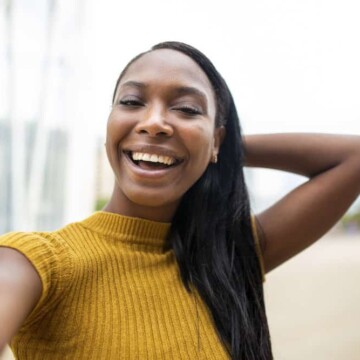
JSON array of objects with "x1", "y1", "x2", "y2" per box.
[
  {"x1": 106, "y1": 112, "x2": 133, "y2": 146},
  {"x1": 105, "y1": 113, "x2": 130, "y2": 167},
  {"x1": 181, "y1": 124, "x2": 214, "y2": 163},
  {"x1": 107, "y1": 113, "x2": 123, "y2": 139},
  {"x1": 106, "y1": 119, "x2": 118, "y2": 164}
]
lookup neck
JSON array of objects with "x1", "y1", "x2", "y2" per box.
[{"x1": 103, "y1": 188, "x2": 179, "y2": 223}]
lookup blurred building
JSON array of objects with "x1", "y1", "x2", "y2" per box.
[
  {"x1": 0, "y1": 0, "x2": 96, "y2": 233},
  {"x1": 0, "y1": 122, "x2": 11, "y2": 232},
  {"x1": 0, "y1": 122, "x2": 69, "y2": 232}
]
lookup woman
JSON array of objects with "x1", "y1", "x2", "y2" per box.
[{"x1": 0, "y1": 42, "x2": 359, "y2": 360}]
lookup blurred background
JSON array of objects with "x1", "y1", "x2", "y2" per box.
[{"x1": 0, "y1": 0, "x2": 359, "y2": 359}]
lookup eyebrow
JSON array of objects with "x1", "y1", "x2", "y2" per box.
[
  {"x1": 117, "y1": 81, "x2": 209, "y2": 112},
  {"x1": 121, "y1": 81, "x2": 146, "y2": 89}
]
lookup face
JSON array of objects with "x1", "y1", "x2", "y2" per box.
[{"x1": 106, "y1": 49, "x2": 224, "y2": 221}]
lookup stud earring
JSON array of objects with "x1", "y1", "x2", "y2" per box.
[{"x1": 212, "y1": 154, "x2": 218, "y2": 164}]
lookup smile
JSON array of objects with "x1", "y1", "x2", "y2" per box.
[
  {"x1": 132, "y1": 152, "x2": 177, "y2": 166},
  {"x1": 123, "y1": 150, "x2": 183, "y2": 172}
]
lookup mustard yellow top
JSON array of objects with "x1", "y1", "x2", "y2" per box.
[{"x1": 0, "y1": 212, "x2": 264, "y2": 359}]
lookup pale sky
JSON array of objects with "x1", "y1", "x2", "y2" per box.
[
  {"x1": 88, "y1": 0, "x2": 360, "y2": 136},
  {"x1": 2, "y1": 0, "x2": 359, "y2": 134}
]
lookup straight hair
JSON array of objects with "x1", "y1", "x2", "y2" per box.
[{"x1": 113, "y1": 42, "x2": 273, "y2": 360}]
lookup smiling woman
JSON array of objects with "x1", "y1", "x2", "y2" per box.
[
  {"x1": 0, "y1": 42, "x2": 360, "y2": 360},
  {"x1": 104, "y1": 48, "x2": 222, "y2": 221}
]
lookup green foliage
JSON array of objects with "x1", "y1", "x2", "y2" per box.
[{"x1": 95, "y1": 198, "x2": 109, "y2": 211}]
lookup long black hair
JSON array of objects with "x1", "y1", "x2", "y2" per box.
[{"x1": 113, "y1": 42, "x2": 273, "y2": 360}]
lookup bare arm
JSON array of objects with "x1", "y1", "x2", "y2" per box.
[
  {"x1": 0, "y1": 248, "x2": 42, "y2": 352},
  {"x1": 244, "y1": 133, "x2": 360, "y2": 272}
]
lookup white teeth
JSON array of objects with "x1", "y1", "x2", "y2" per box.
[{"x1": 131, "y1": 152, "x2": 176, "y2": 165}]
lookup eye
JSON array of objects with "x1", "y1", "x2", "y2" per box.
[
  {"x1": 173, "y1": 105, "x2": 203, "y2": 116},
  {"x1": 119, "y1": 97, "x2": 143, "y2": 107}
]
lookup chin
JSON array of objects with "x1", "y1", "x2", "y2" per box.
[{"x1": 125, "y1": 188, "x2": 181, "y2": 210}]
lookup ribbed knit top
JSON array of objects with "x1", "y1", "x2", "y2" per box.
[{"x1": 0, "y1": 211, "x2": 264, "y2": 360}]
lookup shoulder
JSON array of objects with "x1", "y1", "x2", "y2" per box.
[
  {"x1": 0, "y1": 231, "x2": 73, "y2": 279},
  {"x1": 0, "y1": 246, "x2": 42, "y2": 290},
  {"x1": 0, "y1": 230, "x2": 74, "y2": 324},
  {"x1": 0, "y1": 246, "x2": 43, "y2": 347}
]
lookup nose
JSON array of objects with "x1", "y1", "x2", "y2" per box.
[{"x1": 135, "y1": 106, "x2": 173, "y2": 137}]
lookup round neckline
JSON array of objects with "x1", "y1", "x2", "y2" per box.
[{"x1": 80, "y1": 211, "x2": 171, "y2": 247}]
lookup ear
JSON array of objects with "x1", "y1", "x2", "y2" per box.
[{"x1": 213, "y1": 126, "x2": 226, "y2": 154}]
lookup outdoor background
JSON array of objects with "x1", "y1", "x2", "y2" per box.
[{"x1": 0, "y1": 0, "x2": 359, "y2": 359}]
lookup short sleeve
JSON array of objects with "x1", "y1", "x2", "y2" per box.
[
  {"x1": 250, "y1": 215, "x2": 266, "y2": 282},
  {"x1": 0, "y1": 231, "x2": 72, "y2": 325}
]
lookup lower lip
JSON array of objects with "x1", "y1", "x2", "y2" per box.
[{"x1": 123, "y1": 153, "x2": 183, "y2": 179}]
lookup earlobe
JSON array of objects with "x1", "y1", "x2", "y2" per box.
[
  {"x1": 211, "y1": 153, "x2": 218, "y2": 164},
  {"x1": 211, "y1": 127, "x2": 225, "y2": 164}
]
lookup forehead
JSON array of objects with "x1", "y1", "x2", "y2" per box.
[{"x1": 118, "y1": 49, "x2": 214, "y2": 97}]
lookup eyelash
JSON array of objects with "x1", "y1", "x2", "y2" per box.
[
  {"x1": 119, "y1": 99, "x2": 143, "y2": 107},
  {"x1": 174, "y1": 105, "x2": 202, "y2": 116},
  {"x1": 118, "y1": 99, "x2": 202, "y2": 116}
]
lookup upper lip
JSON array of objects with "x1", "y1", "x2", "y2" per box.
[{"x1": 122, "y1": 144, "x2": 185, "y2": 161}]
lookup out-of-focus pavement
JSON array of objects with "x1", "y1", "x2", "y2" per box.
[
  {"x1": 265, "y1": 233, "x2": 360, "y2": 360},
  {"x1": 1, "y1": 233, "x2": 359, "y2": 360}
]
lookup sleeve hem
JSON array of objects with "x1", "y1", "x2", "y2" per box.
[{"x1": 0, "y1": 231, "x2": 74, "y2": 326}]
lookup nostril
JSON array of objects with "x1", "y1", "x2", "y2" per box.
[
  {"x1": 137, "y1": 129, "x2": 172, "y2": 137},
  {"x1": 135, "y1": 119, "x2": 174, "y2": 137}
]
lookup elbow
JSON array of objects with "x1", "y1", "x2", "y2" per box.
[
  {"x1": 347, "y1": 153, "x2": 360, "y2": 195},
  {"x1": 351, "y1": 136, "x2": 360, "y2": 158}
]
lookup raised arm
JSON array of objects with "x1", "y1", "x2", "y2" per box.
[
  {"x1": 244, "y1": 133, "x2": 360, "y2": 272},
  {"x1": 0, "y1": 248, "x2": 42, "y2": 352}
]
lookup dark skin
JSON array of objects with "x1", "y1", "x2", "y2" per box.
[
  {"x1": 1, "y1": 50, "x2": 360, "y2": 352},
  {"x1": 245, "y1": 133, "x2": 360, "y2": 272},
  {"x1": 104, "y1": 50, "x2": 222, "y2": 222}
]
